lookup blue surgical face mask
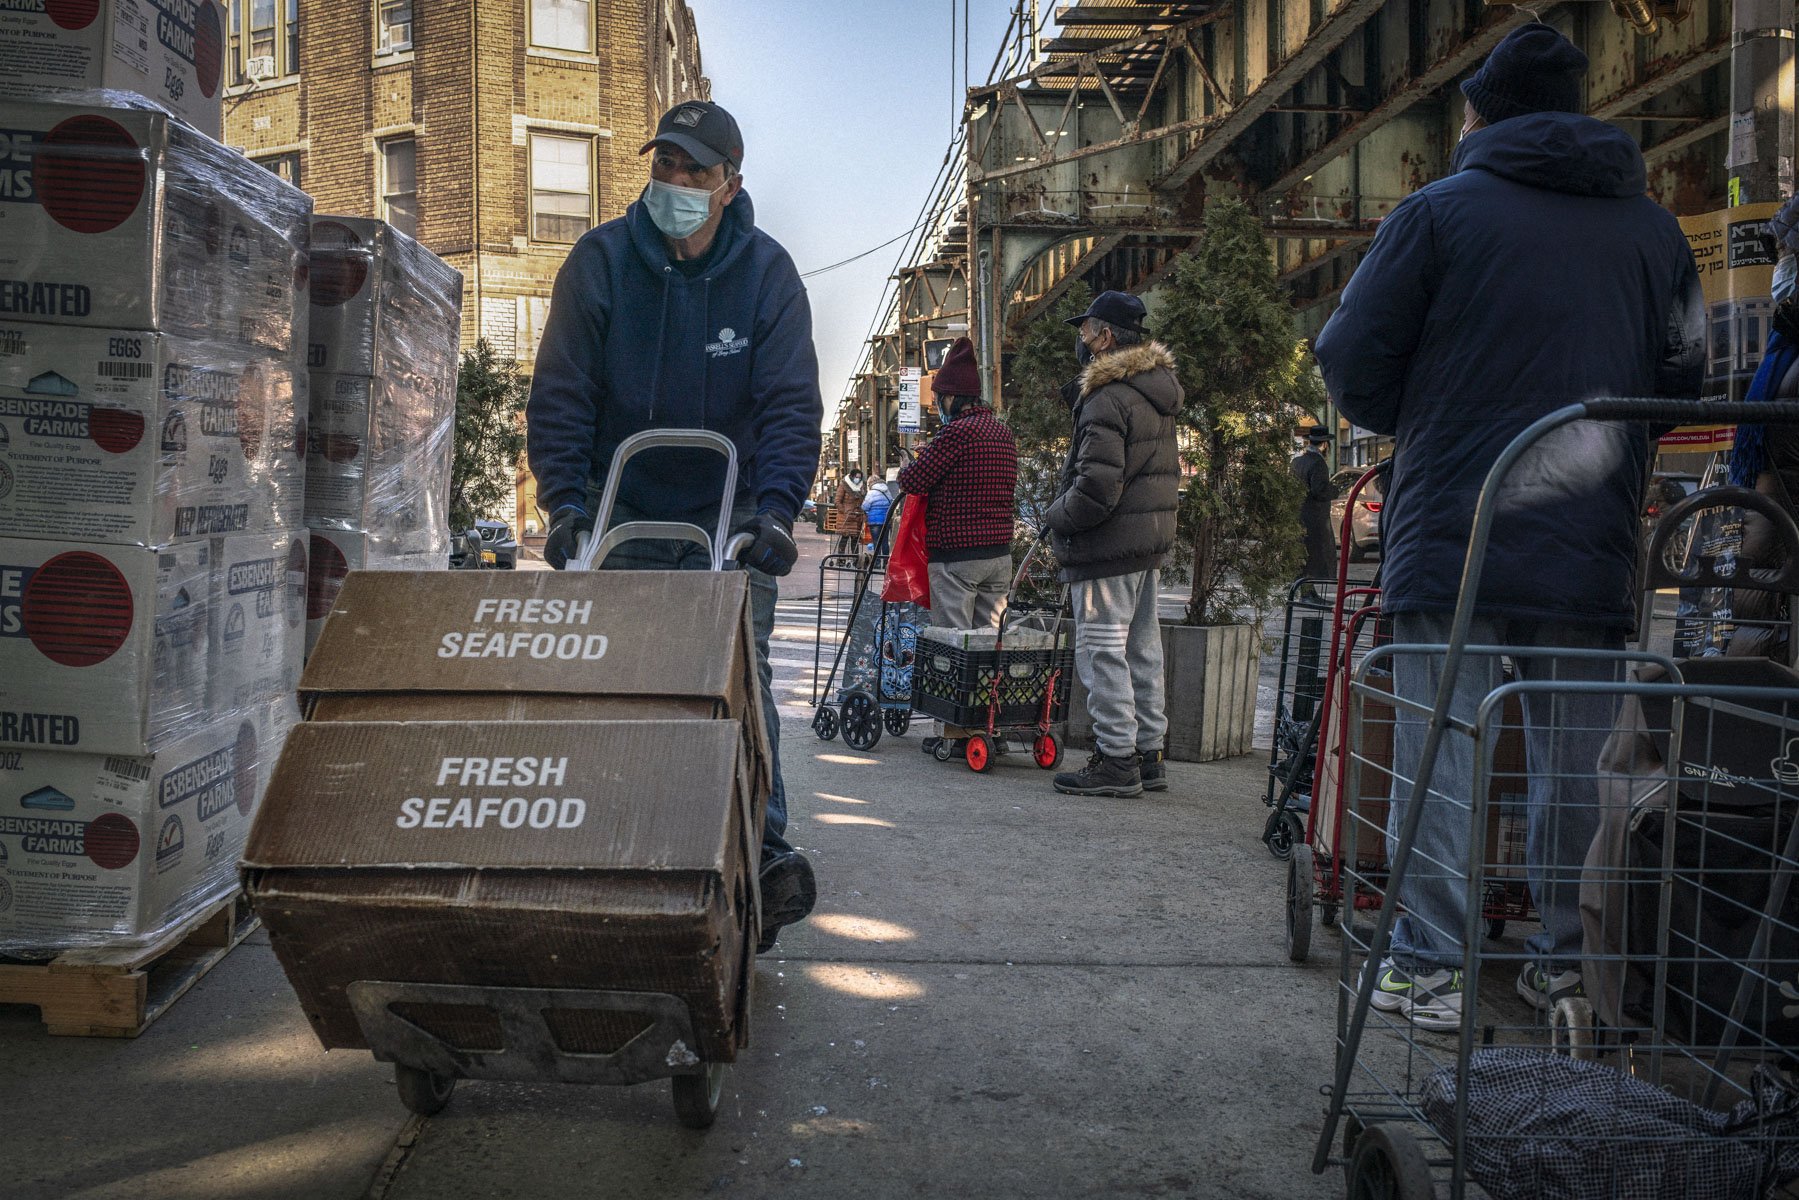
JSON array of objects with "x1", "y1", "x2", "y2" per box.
[
  {"x1": 644, "y1": 177, "x2": 724, "y2": 240},
  {"x1": 1775, "y1": 255, "x2": 1797, "y2": 306}
]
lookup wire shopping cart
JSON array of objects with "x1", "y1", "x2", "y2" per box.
[{"x1": 1316, "y1": 398, "x2": 1799, "y2": 1199}]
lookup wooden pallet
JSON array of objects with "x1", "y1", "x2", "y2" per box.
[{"x1": 0, "y1": 893, "x2": 259, "y2": 1037}]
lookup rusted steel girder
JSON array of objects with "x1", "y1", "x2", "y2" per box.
[
  {"x1": 1588, "y1": 35, "x2": 1730, "y2": 117},
  {"x1": 1259, "y1": 6, "x2": 1542, "y2": 198},
  {"x1": 1152, "y1": 0, "x2": 1390, "y2": 191}
]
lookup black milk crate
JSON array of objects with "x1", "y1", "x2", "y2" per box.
[{"x1": 910, "y1": 639, "x2": 1073, "y2": 728}]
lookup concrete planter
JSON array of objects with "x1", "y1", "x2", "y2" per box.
[{"x1": 1066, "y1": 621, "x2": 1260, "y2": 762}]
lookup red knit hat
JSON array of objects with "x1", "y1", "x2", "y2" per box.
[{"x1": 933, "y1": 337, "x2": 981, "y2": 399}]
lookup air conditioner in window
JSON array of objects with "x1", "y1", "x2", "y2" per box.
[{"x1": 246, "y1": 55, "x2": 277, "y2": 80}]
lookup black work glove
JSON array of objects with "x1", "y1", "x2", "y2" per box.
[
  {"x1": 543, "y1": 506, "x2": 593, "y2": 570},
  {"x1": 737, "y1": 511, "x2": 798, "y2": 577}
]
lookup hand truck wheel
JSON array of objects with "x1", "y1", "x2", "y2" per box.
[
  {"x1": 1345, "y1": 1122, "x2": 1436, "y2": 1200},
  {"x1": 1033, "y1": 733, "x2": 1063, "y2": 770},
  {"x1": 812, "y1": 705, "x2": 838, "y2": 742},
  {"x1": 1320, "y1": 902, "x2": 1340, "y2": 929},
  {"x1": 671, "y1": 1061, "x2": 726, "y2": 1130},
  {"x1": 964, "y1": 734, "x2": 993, "y2": 773},
  {"x1": 1266, "y1": 809, "x2": 1302, "y2": 861},
  {"x1": 932, "y1": 737, "x2": 956, "y2": 762},
  {"x1": 1286, "y1": 844, "x2": 1314, "y2": 963},
  {"x1": 883, "y1": 707, "x2": 911, "y2": 736},
  {"x1": 395, "y1": 1063, "x2": 456, "y2": 1116},
  {"x1": 839, "y1": 691, "x2": 882, "y2": 751}
]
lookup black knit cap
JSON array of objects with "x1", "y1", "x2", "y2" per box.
[{"x1": 1460, "y1": 22, "x2": 1588, "y2": 125}]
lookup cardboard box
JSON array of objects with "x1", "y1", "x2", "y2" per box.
[
  {"x1": 305, "y1": 370, "x2": 453, "y2": 547},
  {"x1": 243, "y1": 719, "x2": 759, "y2": 1061},
  {"x1": 0, "y1": 695, "x2": 295, "y2": 955},
  {"x1": 302, "y1": 527, "x2": 445, "y2": 658},
  {"x1": 0, "y1": 320, "x2": 305, "y2": 545},
  {"x1": 300, "y1": 570, "x2": 771, "y2": 789},
  {"x1": 0, "y1": 536, "x2": 210, "y2": 756},
  {"x1": 0, "y1": 0, "x2": 227, "y2": 139},
  {"x1": 1313, "y1": 669, "x2": 1529, "y2": 875},
  {"x1": 0, "y1": 98, "x2": 309, "y2": 349},
  {"x1": 307, "y1": 216, "x2": 463, "y2": 378},
  {"x1": 210, "y1": 529, "x2": 306, "y2": 714}
]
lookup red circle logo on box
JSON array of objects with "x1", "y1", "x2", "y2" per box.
[
  {"x1": 233, "y1": 721, "x2": 260, "y2": 816},
  {"x1": 88, "y1": 408, "x2": 145, "y2": 455},
  {"x1": 45, "y1": 0, "x2": 99, "y2": 30},
  {"x1": 307, "y1": 533, "x2": 349, "y2": 621},
  {"x1": 22, "y1": 551, "x2": 134, "y2": 667},
  {"x1": 36, "y1": 116, "x2": 147, "y2": 235},
  {"x1": 309, "y1": 222, "x2": 369, "y2": 307},
  {"x1": 194, "y1": 3, "x2": 224, "y2": 98},
  {"x1": 86, "y1": 813, "x2": 139, "y2": 871}
]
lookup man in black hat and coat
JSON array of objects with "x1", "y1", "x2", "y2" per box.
[{"x1": 1292, "y1": 425, "x2": 1337, "y2": 588}]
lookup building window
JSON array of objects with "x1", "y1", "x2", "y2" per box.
[
  {"x1": 380, "y1": 138, "x2": 417, "y2": 237},
  {"x1": 531, "y1": 0, "x2": 592, "y2": 53},
  {"x1": 255, "y1": 152, "x2": 301, "y2": 189},
  {"x1": 227, "y1": 0, "x2": 297, "y2": 84},
  {"x1": 377, "y1": 0, "x2": 412, "y2": 55},
  {"x1": 530, "y1": 134, "x2": 593, "y2": 244}
]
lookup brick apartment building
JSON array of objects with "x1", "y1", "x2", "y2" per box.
[{"x1": 223, "y1": 0, "x2": 707, "y2": 537}]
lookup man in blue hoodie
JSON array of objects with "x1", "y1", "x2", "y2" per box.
[
  {"x1": 1315, "y1": 24, "x2": 1703, "y2": 1030},
  {"x1": 527, "y1": 100, "x2": 824, "y2": 952}
]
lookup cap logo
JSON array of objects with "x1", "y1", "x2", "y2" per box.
[{"x1": 672, "y1": 107, "x2": 703, "y2": 127}]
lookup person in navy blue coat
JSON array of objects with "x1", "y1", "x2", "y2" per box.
[
  {"x1": 1314, "y1": 23, "x2": 1704, "y2": 1030},
  {"x1": 527, "y1": 101, "x2": 824, "y2": 953}
]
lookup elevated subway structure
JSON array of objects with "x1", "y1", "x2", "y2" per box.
[{"x1": 835, "y1": 0, "x2": 1771, "y2": 481}]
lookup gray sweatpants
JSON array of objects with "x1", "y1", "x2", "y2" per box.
[
  {"x1": 927, "y1": 554, "x2": 1011, "y2": 735},
  {"x1": 1072, "y1": 569, "x2": 1167, "y2": 759}
]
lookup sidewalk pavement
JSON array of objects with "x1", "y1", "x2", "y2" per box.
[{"x1": 2, "y1": 532, "x2": 1353, "y2": 1200}]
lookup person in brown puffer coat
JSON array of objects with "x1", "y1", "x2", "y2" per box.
[{"x1": 1045, "y1": 291, "x2": 1184, "y2": 798}]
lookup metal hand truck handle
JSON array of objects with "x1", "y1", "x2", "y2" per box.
[
  {"x1": 570, "y1": 429, "x2": 755, "y2": 572},
  {"x1": 1315, "y1": 396, "x2": 1799, "y2": 1175}
]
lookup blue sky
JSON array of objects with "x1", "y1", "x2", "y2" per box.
[{"x1": 687, "y1": 1, "x2": 1023, "y2": 416}]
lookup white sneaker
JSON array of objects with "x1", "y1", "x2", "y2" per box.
[
  {"x1": 1362, "y1": 958, "x2": 1417, "y2": 1013},
  {"x1": 1400, "y1": 968, "x2": 1464, "y2": 1032},
  {"x1": 1516, "y1": 963, "x2": 1584, "y2": 1012}
]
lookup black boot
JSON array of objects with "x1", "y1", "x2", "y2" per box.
[
  {"x1": 1138, "y1": 748, "x2": 1168, "y2": 792},
  {"x1": 757, "y1": 850, "x2": 817, "y2": 954},
  {"x1": 1053, "y1": 751, "x2": 1143, "y2": 797}
]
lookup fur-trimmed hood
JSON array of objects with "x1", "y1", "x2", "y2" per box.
[{"x1": 1078, "y1": 340, "x2": 1183, "y2": 416}]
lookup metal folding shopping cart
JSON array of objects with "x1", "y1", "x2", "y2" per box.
[
  {"x1": 808, "y1": 495, "x2": 925, "y2": 751},
  {"x1": 908, "y1": 539, "x2": 1073, "y2": 774},
  {"x1": 1315, "y1": 398, "x2": 1799, "y2": 1199}
]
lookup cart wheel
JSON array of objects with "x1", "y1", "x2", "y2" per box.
[
  {"x1": 1552, "y1": 996, "x2": 1598, "y2": 1062},
  {"x1": 884, "y1": 708, "x2": 911, "y2": 736},
  {"x1": 965, "y1": 734, "x2": 993, "y2": 773},
  {"x1": 1286, "y1": 844, "x2": 1314, "y2": 963},
  {"x1": 1033, "y1": 733, "x2": 1063, "y2": 770},
  {"x1": 1266, "y1": 809, "x2": 1301, "y2": 862},
  {"x1": 671, "y1": 1062, "x2": 726, "y2": 1130},
  {"x1": 1346, "y1": 1123, "x2": 1437, "y2": 1200},
  {"x1": 1487, "y1": 919, "x2": 1506, "y2": 941},
  {"x1": 812, "y1": 705, "x2": 839, "y2": 742},
  {"x1": 932, "y1": 739, "x2": 955, "y2": 763},
  {"x1": 840, "y1": 692, "x2": 882, "y2": 751},
  {"x1": 1342, "y1": 1113, "x2": 1365, "y2": 1161},
  {"x1": 395, "y1": 1064, "x2": 456, "y2": 1117},
  {"x1": 1320, "y1": 902, "x2": 1340, "y2": 930}
]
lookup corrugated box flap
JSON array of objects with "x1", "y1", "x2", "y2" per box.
[
  {"x1": 301, "y1": 570, "x2": 749, "y2": 700},
  {"x1": 244, "y1": 720, "x2": 741, "y2": 872}
]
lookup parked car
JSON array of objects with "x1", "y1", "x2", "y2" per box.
[
  {"x1": 1329, "y1": 467, "x2": 1385, "y2": 563},
  {"x1": 801, "y1": 498, "x2": 818, "y2": 522},
  {"x1": 449, "y1": 519, "x2": 519, "y2": 569}
]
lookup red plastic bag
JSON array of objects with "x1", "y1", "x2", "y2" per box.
[{"x1": 882, "y1": 493, "x2": 932, "y2": 607}]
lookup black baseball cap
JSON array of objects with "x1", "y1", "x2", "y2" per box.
[
  {"x1": 1066, "y1": 290, "x2": 1148, "y2": 333},
  {"x1": 639, "y1": 101, "x2": 744, "y2": 170}
]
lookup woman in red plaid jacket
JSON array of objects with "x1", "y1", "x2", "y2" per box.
[{"x1": 897, "y1": 337, "x2": 1019, "y2": 756}]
